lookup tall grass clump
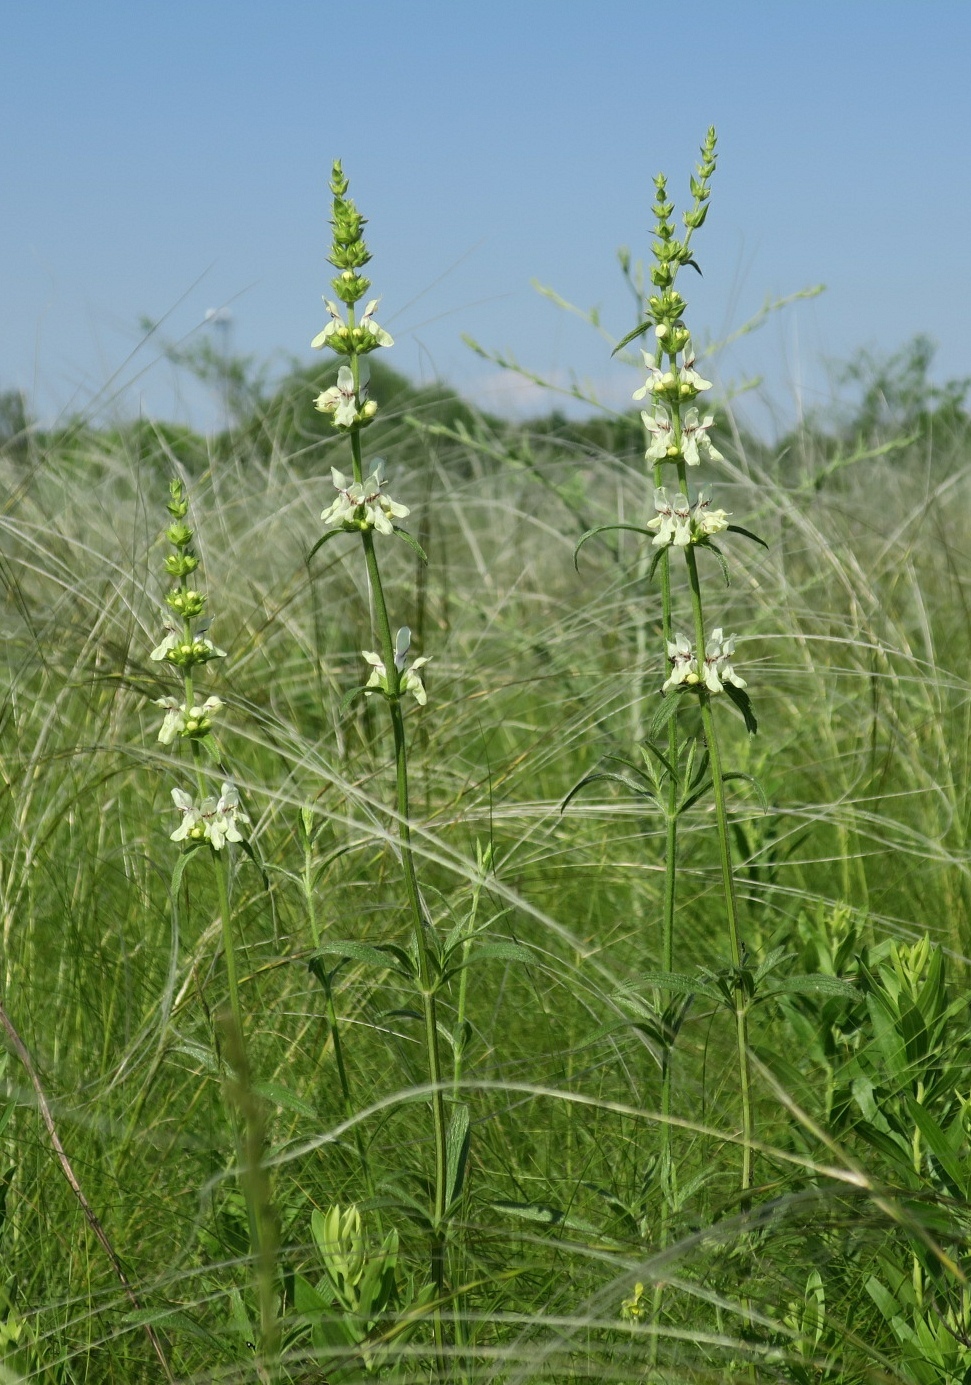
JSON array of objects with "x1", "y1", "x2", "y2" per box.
[{"x1": 1, "y1": 132, "x2": 971, "y2": 1385}]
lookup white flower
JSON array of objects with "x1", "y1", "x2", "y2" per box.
[
  {"x1": 680, "y1": 341, "x2": 713, "y2": 395},
  {"x1": 170, "y1": 787, "x2": 209, "y2": 843},
  {"x1": 633, "y1": 351, "x2": 677, "y2": 401},
  {"x1": 647, "y1": 488, "x2": 693, "y2": 548},
  {"x1": 692, "y1": 488, "x2": 730, "y2": 537},
  {"x1": 208, "y1": 781, "x2": 250, "y2": 850},
  {"x1": 321, "y1": 460, "x2": 409, "y2": 534},
  {"x1": 155, "y1": 696, "x2": 184, "y2": 745},
  {"x1": 150, "y1": 624, "x2": 226, "y2": 665},
  {"x1": 168, "y1": 780, "x2": 249, "y2": 849},
  {"x1": 362, "y1": 637, "x2": 430, "y2": 705},
  {"x1": 150, "y1": 628, "x2": 180, "y2": 662},
  {"x1": 641, "y1": 402, "x2": 674, "y2": 462},
  {"x1": 702, "y1": 628, "x2": 746, "y2": 694},
  {"x1": 662, "y1": 633, "x2": 699, "y2": 692},
  {"x1": 646, "y1": 488, "x2": 731, "y2": 550},
  {"x1": 314, "y1": 365, "x2": 359, "y2": 427},
  {"x1": 310, "y1": 299, "x2": 346, "y2": 350},
  {"x1": 154, "y1": 695, "x2": 223, "y2": 745},
  {"x1": 359, "y1": 298, "x2": 394, "y2": 348},
  {"x1": 681, "y1": 408, "x2": 723, "y2": 466}
]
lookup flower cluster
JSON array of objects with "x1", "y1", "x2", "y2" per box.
[
  {"x1": 363, "y1": 627, "x2": 429, "y2": 706},
  {"x1": 321, "y1": 460, "x2": 410, "y2": 535},
  {"x1": 647, "y1": 487, "x2": 730, "y2": 549},
  {"x1": 662, "y1": 628, "x2": 746, "y2": 695},
  {"x1": 634, "y1": 340, "x2": 713, "y2": 405},
  {"x1": 155, "y1": 695, "x2": 223, "y2": 746},
  {"x1": 310, "y1": 161, "x2": 394, "y2": 373},
  {"x1": 151, "y1": 626, "x2": 226, "y2": 668},
  {"x1": 169, "y1": 781, "x2": 250, "y2": 850},
  {"x1": 150, "y1": 480, "x2": 227, "y2": 746},
  {"x1": 314, "y1": 363, "x2": 378, "y2": 429}
]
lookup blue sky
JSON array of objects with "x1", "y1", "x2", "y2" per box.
[{"x1": 3, "y1": 1, "x2": 970, "y2": 434}]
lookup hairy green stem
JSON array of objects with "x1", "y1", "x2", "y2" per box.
[
  {"x1": 681, "y1": 537, "x2": 753, "y2": 1204},
  {"x1": 348, "y1": 390, "x2": 449, "y2": 1372},
  {"x1": 214, "y1": 853, "x2": 280, "y2": 1377},
  {"x1": 651, "y1": 464, "x2": 680, "y2": 1358},
  {"x1": 303, "y1": 837, "x2": 376, "y2": 1201}
]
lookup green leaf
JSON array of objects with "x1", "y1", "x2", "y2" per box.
[
  {"x1": 723, "y1": 682, "x2": 758, "y2": 734},
  {"x1": 611, "y1": 319, "x2": 654, "y2": 357},
  {"x1": 238, "y1": 836, "x2": 269, "y2": 889},
  {"x1": 574, "y1": 523, "x2": 654, "y2": 570},
  {"x1": 866, "y1": 1275, "x2": 902, "y2": 1324},
  {"x1": 678, "y1": 777, "x2": 713, "y2": 815},
  {"x1": 170, "y1": 841, "x2": 206, "y2": 896},
  {"x1": 294, "y1": 1271, "x2": 329, "y2": 1316},
  {"x1": 445, "y1": 1103, "x2": 471, "y2": 1209},
  {"x1": 311, "y1": 940, "x2": 414, "y2": 978},
  {"x1": 726, "y1": 523, "x2": 769, "y2": 550},
  {"x1": 764, "y1": 974, "x2": 859, "y2": 999},
  {"x1": 639, "y1": 739, "x2": 679, "y2": 782},
  {"x1": 489, "y1": 1200, "x2": 604, "y2": 1238},
  {"x1": 457, "y1": 941, "x2": 532, "y2": 970},
  {"x1": 251, "y1": 1080, "x2": 317, "y2": 1119},
  {"x1": 338, "y1": 685, "x2": 370, "y2": 717},
  {"x1": 701, "y1": 540, "x2": 732, "y2": 587},
  {"x1": 722, "y1": 770, "x2": 769, "y2": 813},
  {"x1": 622, "y1": 970, "x2": 719, "y2": 1002},
  {"x1": 392, "y1": 526, "x2": 428, "y2": 564},
  {"x1": 122, "y1": 1306, "x2": 228, "y2": 1354},
  {"x1": 649, "y1": 689, "x2": 687, "y2": 742},
  {"x1": 906, "y1": 1098, "x2": 969, "y2": 1194},
  {"x1": 306, "y1": 527, "x2": 350, "y2": 563},
  {"x1": 170, "y1": 1041, "x2": 221, "y2": 1073},
  {"x1": 560, "y1": 770, "x2": 658, "y2": 814}
]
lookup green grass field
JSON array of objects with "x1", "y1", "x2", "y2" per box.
[{"x1": 3, "y1": 188, "x2": 971, "y2": 1384}]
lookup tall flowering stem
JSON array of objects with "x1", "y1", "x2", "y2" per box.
[
  {"x1": 310, "y1": 163, "x2": 449, "y2": 1349},
  {"x1": 632, "y1": 130, "x2": 755, "y2": 1207},
  {"x1": 149, "y1": 486, "x2": 278, "y2": 1371}
]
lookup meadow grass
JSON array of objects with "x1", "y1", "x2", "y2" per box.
[{"x1": 2, "y1": 159, "x2": 971, "y2": 1385}]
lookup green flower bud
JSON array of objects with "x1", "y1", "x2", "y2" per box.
[
  {"x1": 165, "y1": 522, "x2": 193, "y2": 549},
  {"x1": 329, "y1": 241, "x2": 372, "y2": 270},
  {"x1": 332, "y1": 269, "x2": 371, "y2": 304},
  {"x1": 163, "y1": 552, "x2": 200, "y2": 577},
  {"x1": 683, "y1": 205, "x2": 709, "y2": 230},
  {"x1": 165, "y1": 588, "x2": 207, "y2": 618},
  {"x1": 330, "y1": 160, "x2": 349, "y2": 198}
]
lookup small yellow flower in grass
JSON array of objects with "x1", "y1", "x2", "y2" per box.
[{"x1": 620, "y1": 1282, "x2": 649, "y2": 1323}]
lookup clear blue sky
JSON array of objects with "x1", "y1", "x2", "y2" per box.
[{"x1": 3, "y1": 1, "x2": 969, "y2": 434}]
